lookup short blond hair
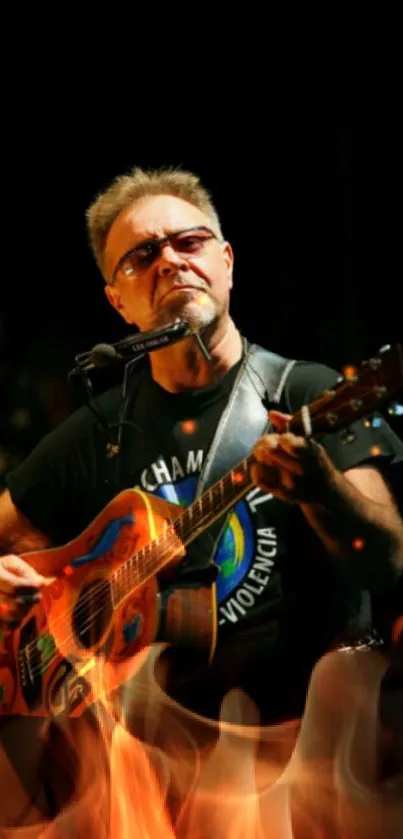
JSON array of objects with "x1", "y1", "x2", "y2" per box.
[{"x1": 85, "y1": 165, "x2": 224, "y2": 280}]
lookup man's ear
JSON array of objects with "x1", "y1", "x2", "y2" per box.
[
  {"x1": 222, "y1": 241, "x2": 234, "y2": 290},
  {"x1": 104, "y1": 284, "x2": 130, "y2": 322}
]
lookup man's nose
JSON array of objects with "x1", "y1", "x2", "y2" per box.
[{"x1": 156, "y1": 243, "x2": 189, "y2": 274}]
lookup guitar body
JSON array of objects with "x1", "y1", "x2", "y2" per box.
[{"x1": 0, "y1": 489, "x2": 217, "y2": 719}]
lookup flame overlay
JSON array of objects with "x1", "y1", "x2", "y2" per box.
[{"x1": 0, "y1": 640, "x2": 401, "y2": 838}]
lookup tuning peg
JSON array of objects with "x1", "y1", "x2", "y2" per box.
[
  {"x1": 340, "y1": 429, "x2": 357, "y2": 444},
  {"x1": 363, "y1": 415, "x2": 383, "y2": 428}
]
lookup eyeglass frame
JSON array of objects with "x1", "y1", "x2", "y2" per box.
[{"x1": 109, "y1": 225, "x2": 219, "y2": 286}]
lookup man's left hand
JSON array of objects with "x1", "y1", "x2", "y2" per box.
[{"x1": 251, "y1": 410, "x2": 338, "y2": 505}]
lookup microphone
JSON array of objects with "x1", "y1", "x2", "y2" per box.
[
  {"x1": 85, "y1": 342, "x2": 123, "y2": 369},
  {"x1": 73, "y1": 320, "x2": 211, "y2": 372}
]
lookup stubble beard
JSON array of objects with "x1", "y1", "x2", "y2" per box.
[{"x1": 155, "y1": 294, "x2": 219, "y2": 334}]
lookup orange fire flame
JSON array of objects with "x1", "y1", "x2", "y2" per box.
[{"x1": 0, "y1": 642, "x2": 401, "y2": 838}]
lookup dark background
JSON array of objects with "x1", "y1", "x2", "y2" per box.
[{"x1": 0, "y1": 9, "x2": 402, "y2": 483}]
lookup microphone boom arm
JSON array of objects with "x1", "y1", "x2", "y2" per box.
[{"x1": 73, "y1": 320, "x2": 211, "y2": 371}]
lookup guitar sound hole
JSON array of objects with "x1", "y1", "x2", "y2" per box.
[{"x1": 72, "y1": 579, "x2": 113, "y2": 650}]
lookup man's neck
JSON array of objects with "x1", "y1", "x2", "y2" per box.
[{"x1": 148, "y1": 318, "x2": 243, "y2": 392}]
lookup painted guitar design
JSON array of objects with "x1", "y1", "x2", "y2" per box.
[{"x1": 0, "y1": 343, "x2": 402, "y2": 720}]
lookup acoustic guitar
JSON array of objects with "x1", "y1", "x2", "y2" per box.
[{"x1": 0, "y1": 343, "x2": 402, "y2": 721}]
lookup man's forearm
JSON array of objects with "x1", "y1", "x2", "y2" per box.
[
  {"x1": 300, "y1": 470, "x2": 403, "y2": 591},
  {"x1": 0, "y1": 531, "x2": 51, "y2": 555},
  {"x1": 0, "y1": 491, "x2": 52, "y2": 556}
]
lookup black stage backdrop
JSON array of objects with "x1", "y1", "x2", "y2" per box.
[{"x1": 1, "y1": 9, "x2": 402, "y2": 473}]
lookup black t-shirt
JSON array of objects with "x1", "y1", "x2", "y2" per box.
[{"x1": 6, "y1": 347, "x2": 403, "y2": 721}]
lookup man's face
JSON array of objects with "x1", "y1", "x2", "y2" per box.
[{"x1": 103, "y1": 195, "x2": 234, "y2": 332}]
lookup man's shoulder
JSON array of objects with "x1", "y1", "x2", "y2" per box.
[
  {"x1": 280, "y1": 359, "x2": 340, "y2": 413},
  {"x1": 249, "y1": 341, "x2": 339, "y2": 412}
]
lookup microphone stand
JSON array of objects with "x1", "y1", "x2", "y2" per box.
[{"x1": 68, "y1": 320, "x2": 212, "y2": 458}]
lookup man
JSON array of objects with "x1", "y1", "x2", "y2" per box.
[{"x1": 0, "y1": 165, "x2": 402, "y2": 726}]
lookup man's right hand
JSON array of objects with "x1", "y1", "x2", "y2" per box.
[{"x1": 0, "y1": 555, "x2": 49, "y2": 629}]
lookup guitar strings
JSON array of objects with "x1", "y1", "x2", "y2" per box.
[
  {"x1": 22, "y1": 470, "x2": 242, "y2": 678},
  {"x1": 20, "y1": 534, "x2": 186, "y2": 684},
  {"x1": 21, "y1": 458, "x2": 252, "y2": 656},
  {"x1": 24, "y1": 577, "x2": 216, "y2": 692},
  {"x1": 22, "y1": 480, "x2": 252, "y2": 678}
]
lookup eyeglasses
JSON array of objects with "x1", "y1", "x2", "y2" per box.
[{"x1": 111, "y1": 226, "x2": 218, "y2": 285}]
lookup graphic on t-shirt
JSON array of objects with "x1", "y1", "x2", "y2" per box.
[
  {"x1": 214, "y1": 502, "x2": 255, "y2": 602},
  {"x1": 140, "y1": 450, "x2": 278, "y2": 629},
  {"x1": 153, "y1": 473, "x2": 255, "y2": 602}
]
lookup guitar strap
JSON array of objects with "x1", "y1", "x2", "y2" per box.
[{"x1": 179, "y1": 338, "x2": 296, "y2": 580}]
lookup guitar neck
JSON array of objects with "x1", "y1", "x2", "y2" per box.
[
  {"x1": 174, "y1": 455, "x2": 255, "y2": 547},
  {"x1": 173, "y1": 409, "x2": 309, "y2": 547},
  {"x1": 110, "y1": 458, "x2": 256, "y2": 608}
]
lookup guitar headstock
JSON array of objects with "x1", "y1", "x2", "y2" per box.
[{"x1": 289, "y1": 343, "x2": 403, "y2": 437}]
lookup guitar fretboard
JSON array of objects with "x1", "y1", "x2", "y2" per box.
[
  {"x1": 176, "y1": 455, "x2": 254, "y2": 544},
  {"x1": 111, "y1": 455, "x2": 255, "y2": 606}
]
